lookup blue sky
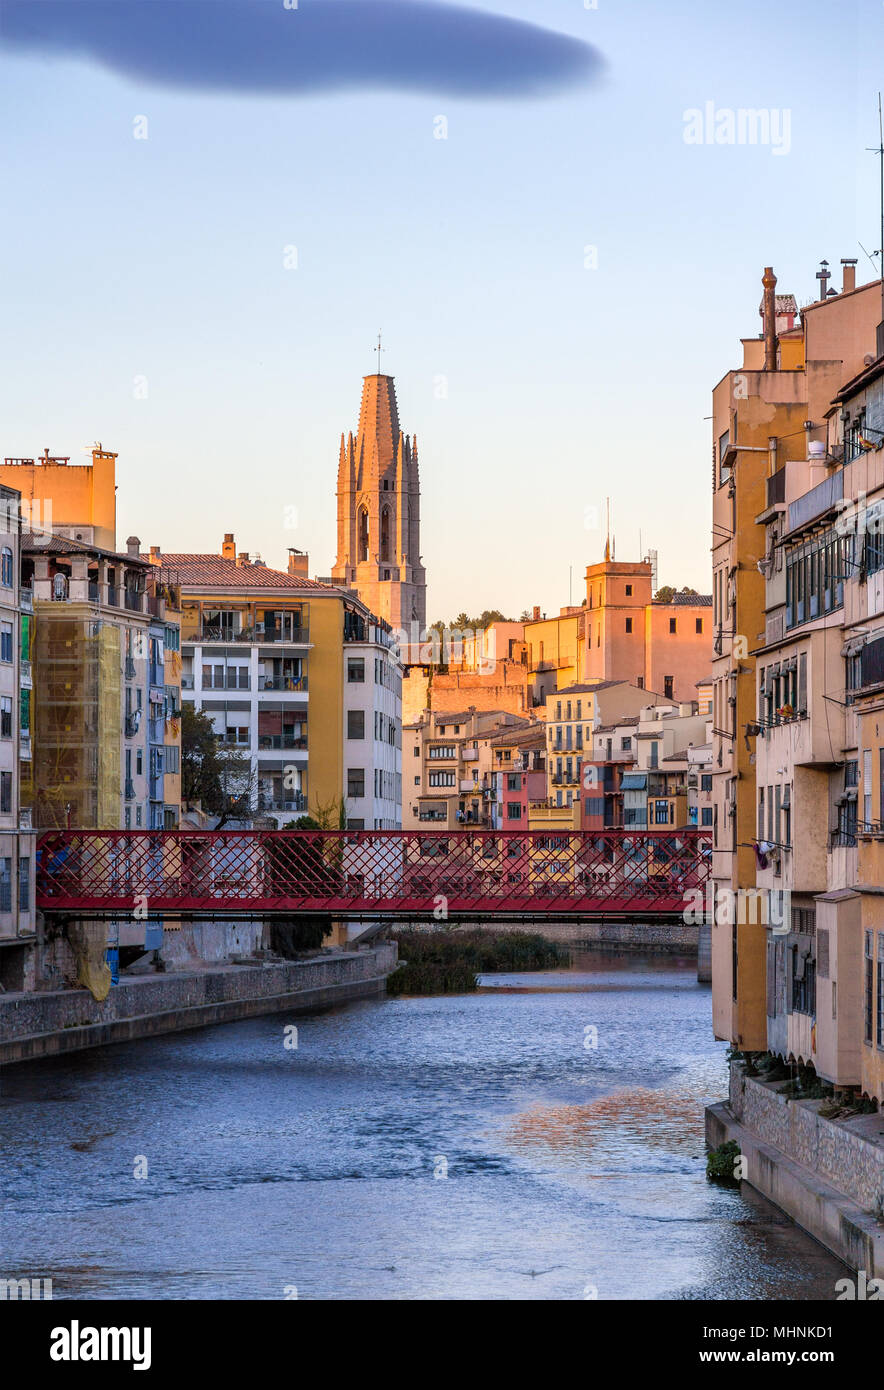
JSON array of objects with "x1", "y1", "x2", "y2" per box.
[{"x1": 1, "y1": 0, "x2": 881, "y2": 620}]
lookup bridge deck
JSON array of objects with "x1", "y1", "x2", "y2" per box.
[{"x1": 36, "y1": 829, "x2": 712, "y2": 920}]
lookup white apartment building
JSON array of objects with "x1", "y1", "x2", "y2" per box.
[
  {"x1": 343, "y1": 609, "x2": 402, "y2": 830},
  {"x1": 0, "y1": 484, "x2": 36, "y2": 990}
]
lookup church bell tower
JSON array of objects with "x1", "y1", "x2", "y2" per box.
[{"x1": 331, "y1": 371, "x2": 427, "y2": 634}]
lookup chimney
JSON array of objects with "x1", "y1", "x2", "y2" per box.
[
  {"x1": 236, "y1": 551, "x2": 250, "y2": 567},
  {"x1": 532, "y1": 605, "x2": 541, "y2": 621},
  {"x1": 126, "y1": 535, "x2": 140, "y2": 558},
  {"x1": 287, "y1": 548, "x2": 309, "y2": 580},
  {"x1": 149, "y1": 544, "x2": 161, "y2": 564},
  {"x1": 762, "y1": 266, "x2": 778, "y2": 371},
  {"x1": 815, "y1": 259, "x2": 831, "y2": 302},
  {"x1": 221, "y1": 533, "x2": 235, "y2": 560},
  {"x1": 841, "y1": 258, "x2": 857, "y2": 294}
]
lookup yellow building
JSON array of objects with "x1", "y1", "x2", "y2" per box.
[{"x1": 158, "y1": 537, "x2": 402, "y2": 828}]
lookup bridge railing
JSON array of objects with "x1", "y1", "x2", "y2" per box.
[{"x1": 36, "y1": 828, "x2": 713, "y2": 917}]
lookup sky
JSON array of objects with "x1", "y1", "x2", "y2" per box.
[{"x1": 1, "y1": 0, "x2": 882, "y2": 622}]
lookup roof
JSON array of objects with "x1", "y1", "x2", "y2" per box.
[
  {"x1": 490, "y1": 724, "x2": 545, "y2": 749},
  {"x1": 594, "y1": 716, "x2": 640, "y2": 732},
  {"x1": 143, "y1": 554, "x2": 337, "y2": 591},
  {"x1": 23, "y1": 532, "x2": 151, "y2": 567},
  {"x1": 552, "y1": 680, "x2": 630, "y2": 696},
  {"x1": 656, "y1": 592, "x2": 713, "y2": 606}
]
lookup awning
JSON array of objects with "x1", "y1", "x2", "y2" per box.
[{"x1": 621, "y1": 772, "x2": 648, "y2": 790}]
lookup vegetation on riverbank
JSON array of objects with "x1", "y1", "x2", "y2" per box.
[{"x1": 386, "y1": 930, "x2": 568, "y2": 996}]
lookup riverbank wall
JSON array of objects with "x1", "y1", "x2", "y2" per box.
[
  {"x1": 705, "y1": 1063, "x2": 884, "y2": 1278},
  {"x1": 0, "y1": 943, "x2": 398, "y2": 1066}
]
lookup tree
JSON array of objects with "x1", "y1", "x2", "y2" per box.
[
  {"x1": 181, "y1": 704, "x2": 255, "y2": 825},
  {"x1": 654, "y1": 585, "x2": 700, "y2": 603}
]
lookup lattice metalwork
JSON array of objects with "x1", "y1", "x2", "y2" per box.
[{"x1": 37, "y1": 829, "x2": 712, "y2": 919}]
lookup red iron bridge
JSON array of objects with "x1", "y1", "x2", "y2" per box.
[{"x1": 36, "y1": 829, "x2": 712, "y2": 922}]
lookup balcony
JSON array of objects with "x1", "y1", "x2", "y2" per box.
[
  {"x1": 88, "y1": 581, "x2": 100, "y2": 603},
  {"x1": 20, "y1": 588, "x2": 33, "y2": 614},
  {"x1": 181, "y1": 673, "x2": 195, "y2": 690},
  {"x1": 125, "y1": 779, "x2": 136, "y2": 801},
  {"x1": 257, "y1": 792, "x2": 308, "y2": 814},
  {"x1": 257, "y1": 735, "x2": 308, "y2": 751},
  {"x1": 461, "y1": 747, "x2": 479, "y2": 761},
  {"x1": 107, "y1": 584, "x2": 119, "y2": 607},
  {"x1": 787, "y1": 469, "x2": 843, "y2": 534},
  {"x1": 125, "y1": 656, "x2": 137, "y2": 679},
  {"x1": 767, "y1": 466, "x2": 786, "y2": 507},
  {"x1": 257, "y1": 676, "x2": 307, "y2": 693},
  {"x1": 124, "y1": 590, "x2": 144, "y2": 613},
  {"x1": 459, "y1": 778, "x2": 478, "y2": 792},
  {"x1": 125, "y1": 713, "x2": 142, "y2": 738},
  {"x1": 20, "y1": 659, "x2": 32, "y2": 690},
  {"x1": 19, "y1": 730, "x2": 31, "y2": 761}
]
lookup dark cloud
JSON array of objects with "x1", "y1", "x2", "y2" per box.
[{"x1": 1, "y1": 0, "x2": 602, "y2": 99}]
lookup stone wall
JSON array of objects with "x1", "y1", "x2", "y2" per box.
[
  {"x1": 730, "y1": 1064, "x2": 884, "y2": 1214},
  {"x1": 0, "y1": 944, "x2": 398, "y2": 1065},
  {"x1": 401, "y1": 918, "x2": 698, "y2": 953}
]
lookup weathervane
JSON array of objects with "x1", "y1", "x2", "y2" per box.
[{"x1": 375, "y1": 331, "x2": 385, "y2": 375}]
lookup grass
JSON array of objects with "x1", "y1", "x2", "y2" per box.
[{"x1": 386, "y1": 929, "x2": 567, "y2": 996}]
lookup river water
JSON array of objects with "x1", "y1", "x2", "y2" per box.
[{"x1": 1, "y1": 953, "x2": 846, "y2": 1300}]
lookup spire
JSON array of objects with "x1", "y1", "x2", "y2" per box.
[{"x1": 356, "y1": 374, "x2": 400, "y2": 476}]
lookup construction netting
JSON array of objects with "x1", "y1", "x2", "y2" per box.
[{"x1": 33, "y1": 613, "x2": 121, "y2": 829}]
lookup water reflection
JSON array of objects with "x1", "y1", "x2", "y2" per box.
[{"x1": 0, "y1": 951, "x2": 847, "y2": 1299}]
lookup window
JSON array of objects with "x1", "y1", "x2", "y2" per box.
[
  {"x1": 0, "y1": 622, "x2": 11, "y2": 663},
  {"x1": 0, "y1": 771, "x2": 11, "y2": 813},
  {"x1": 414, "y1": 775, "x2": 420, "y2": 786},
  {"x1": 718, "y1": 429, "x2": 731, "y2": 486},
  {"x1": 347, "y1": 768, "x2": 365, "y2": 798},
  {"x1": 695, "y1": 618, "x2": 703, "y2": 634},
  {"x1": 0, "y1": 857, "x2": 10, "y2": 911},
  {"x1": 669, "y1": 618, "x2": 677, "y2": 634},
  {"x1": 625, "y1": 584, "x2": 633, "y2": 596},
  {"x1": 701, "y1": 807, "x2": 713, "y2": 827},
  {"x1": 506, "y1": 803, "x2": 522, "y2": 820},
  {"x1": 0, "y1": 697, "x2": 11, "y2": 738},
  {"x1": 428, "y1": 745, "x2": 456, "y2": 759},
  {"x1": 625, "y1": 618, "x2": 633, "y2": 634},
  {"x1": 664, "y1": 676, "x2": 674, "y2": 700},
  {"x1": 878, "y1": 935, "x2": 884, "y2": 1048},
  {"x1": 380, "y1": 506, "x2": 391, "y2": 563},
  {"x1": 621, "y1": 737, "x2": 632, "y2": 752},
  {"x1": 18, "y1": 856, "x2": 30, "y2": 912},
  {"x1": 347, "y1": 709, "x2": 365, "y2": 739},
  {"x1": 866, "y1": 931, "x2": 875, "y2": 1043},
  {"x1": 654, "y1": 799, "x2": 670, "y2": 824},
  {"x1": 506, "y1": 773, "x2": 521, "y2": 791},
  {"x1": 135, "y1": 806, "x2": 142, "y2": 827},
  {"x1": 347, "y1": 818, "x2": 365, "y2": 830},
  {"x1": 357, "y1": 507, "x2": 369, "y2": 563},
  {"x1": 0, "y1": 548, "x2": 12, "y2": 587},
  {"x1": 347, "y1": 657, "x2": 365, "y2": 683},
  {"x1": 165, "y1": 624, "x2": 180, "y2": 651},
  {"x1": 428, "y1": 770, "x2": 456, "y2": 787},
  {"x1": 701, "y1": 773, "x2": 712, "y2": 791}
]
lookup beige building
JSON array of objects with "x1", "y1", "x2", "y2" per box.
[
  {"x1": 711, "y1": 256, "x2": 884, "y2": 1095},
  {"x1": 403, "y1": 707, "x2": 533, "y2": 829}
]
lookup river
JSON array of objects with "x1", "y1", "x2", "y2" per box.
[{"x1": 0, "y1": 952, "x2": 846, "y2": 1299}]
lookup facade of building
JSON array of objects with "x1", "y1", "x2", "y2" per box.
[
  {"x1": 0, "y1": 484, "x2": 37, "y2": 990},
  {"x1": 403, "y1": 708, "x2": 532, "y2": 829},
  {"x1": 582, "y1": 552, "x2": 712, "y2": 703},
  {"x1": 489, "y1": 723, "x2": 547, "y2": 829},
  {"x1": 710, "y1": 257, "x2": 884, "y2": 1073},
  {"x1": 167, "y1": 538, "x2": 402, "y2": 829},
  {"x1": 0, "y1": 445, "x2": 117, "y2": 550},
  {"x1": 331, "y1": 373, "x2": 426, "y2": 640}
]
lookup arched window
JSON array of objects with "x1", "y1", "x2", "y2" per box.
[
  {"x1": 380, "y1": 506, "x2": 391, "y2": 562},
  {"x1": 357, "y1": 507, "x2": 369, "y2": 563}
]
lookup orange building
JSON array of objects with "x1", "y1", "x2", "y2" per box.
[
  {"x1": 582, "y1": 552, "x2": 711, "y2": 703},
  {"x1": 0, "y1": 446, "x2": 117, "y2": 550}
]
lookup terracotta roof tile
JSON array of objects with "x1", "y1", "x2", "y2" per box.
[{"x1": 143, "y1": 554, "x2": 337, "y2": 591}]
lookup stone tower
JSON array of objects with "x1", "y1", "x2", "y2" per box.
[{"x1": 331, "y1": 374, "x2": 426, "y2": 633}]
